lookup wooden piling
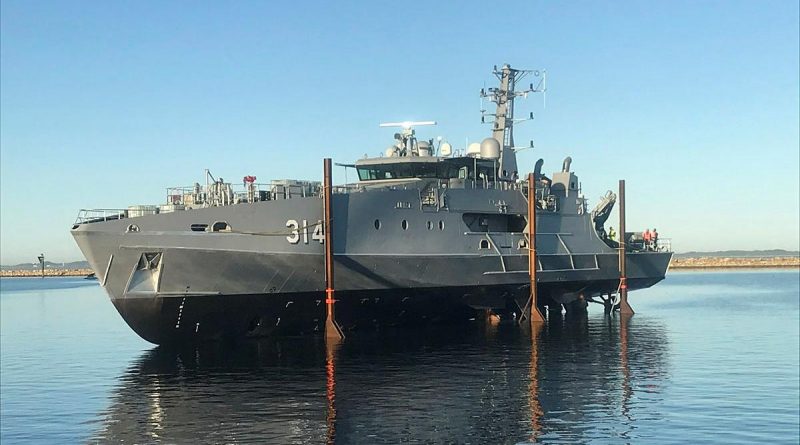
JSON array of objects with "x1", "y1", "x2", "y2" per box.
[
  {"x1": 323, "y1": 158, "x2": 345, "y2": 340},
  {"x1": 618, "y1": 180, "x2": 634, "y2": 315},
  {"x1": 528, "y1": 173, "x2": 546, "y2": 324}
]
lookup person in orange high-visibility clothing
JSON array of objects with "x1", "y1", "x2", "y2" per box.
[{"x1": 643, "y1": 229, "x2": 652, "y2": 250}]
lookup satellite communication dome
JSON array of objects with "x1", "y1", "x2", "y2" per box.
[
  {"x1": 480, "y1": 138, "x2": 501, "y2": 160},
  {"x1": 440, "y1": 142, "x2": 452, "y2": 156},
  {"x1": 467, "y1": 142, "x2": 482, "y2": 157}
]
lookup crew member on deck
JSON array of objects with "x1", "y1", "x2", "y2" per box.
[
  {"x1": 608, "y1": 226, "x2": 616, "y2": 241},
  {"x1": 643, "y1": 229, "x2": 652, "y2": 250},
  {"x1": 652, "y1": 228, "x2": 659, "y2": 251}
]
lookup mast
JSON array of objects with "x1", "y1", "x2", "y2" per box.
[{"x1": 481, "y1": 64, "x2": 546, "y2": 180}]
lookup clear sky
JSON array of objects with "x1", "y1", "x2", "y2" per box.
[{"x1": 1, "y1": 0, "x2": 798, "y2": 264}]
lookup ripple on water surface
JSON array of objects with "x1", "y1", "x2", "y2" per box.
[{"x1": 1, "y1": 271, "x2": 798, "y2": 444}]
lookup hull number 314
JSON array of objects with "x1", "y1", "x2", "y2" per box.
[{"x1": 286, "y1": 219, "x2": 325, "y2": 244}]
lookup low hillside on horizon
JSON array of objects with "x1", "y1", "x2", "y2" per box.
[
  {"x1": 2, "y1": 250, "x2": 799, "y2": 270},
  {"x1": 673, "y1": 249, "x2": 800, "y2": 259},
  {"x1": 1, "y1": 261, "x2": 90, "y2": 271}
]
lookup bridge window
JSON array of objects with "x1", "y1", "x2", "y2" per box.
[
  {"x1": 518, "y1": 239, "x2": 528, "y2": 249},
  {"x1": 357, "y1": 162, "x2": 461, "y2": 181},
  {"x1": 126, "y1": 224, "x2": 140, "y2": 233},
  {"x1": 479, "y1": 239, "x2": 490, "y2": 249}
]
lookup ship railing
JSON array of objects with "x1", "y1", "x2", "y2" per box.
[
  {"x1": 330, "y1": 177, "x2": 528, "y2": 195},
  {"x1": 654, "y1": 238, "x2": 672, "y2": 252},
  {"x1": 625, "y1": 233, "x2": 672, "y2": 252},
  {"x1": 332, "y1": 183, "x2": 362, "y2": 194},
  {"x1": 74, "y1": 209, "x2": 128, "y2": 225},
  {"x1": 464, "y1": 179, "x2": 525, "y2": 191},
  {"x1": 166, "y1": 181, "x2": 323, "y2": 206}
]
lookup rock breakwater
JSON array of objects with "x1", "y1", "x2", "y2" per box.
[{"x1": 670, "y1": 256, "x2": 799, "y2": 269}]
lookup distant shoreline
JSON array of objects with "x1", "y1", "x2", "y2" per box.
[
  {"x1": 669, "y1": 256, "x2": 799, "y2": 270},
  {"x1": 2, "y1": 256, "x2": 798, "y2": 278},
  {"x1": 1, "y1": 269, "x2": 94, "y2": 278}
]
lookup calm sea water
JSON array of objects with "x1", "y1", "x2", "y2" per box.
[{"x1": 1, "y1": 270, "x2": 798, "y2": 444}]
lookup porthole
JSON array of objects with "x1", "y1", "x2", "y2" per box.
[
  {"x1": 211, "y1": 221, "x2": 231, "y2": 232},
  {"x1": 438, "y1": 220, "x2": 445, "y2": 231},
  {"x1": 374, "y1": 219, "x2": 381, "y2": 230},
  {"x1": 126, "y1": 224, "x2": 140, "y2": 233},
  {"x1": 426, "y1": 221, "x2": 433, "y2": 230},
  {"x1": 479, "y1": 239, "x2": 490, "y2": 249},
  {"x1": 246, "y1": 316, "x2": 263, "y2": 334},
  {"x1": 190, "y1": 223, "x2": 208, "y2": 232},
  {"x1": 401, "y1": 220, "x2": 409, "y2": 230}
]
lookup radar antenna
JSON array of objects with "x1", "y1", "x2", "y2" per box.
[
  {"x1": 379, "y1": 121, "x2": 437, "y2": 157},
  {"x1": 480, "y1": 64, "x2": 546, "y2": 180},
  {"x1": 379, "y1": 121, "x2": 437, "y2": 129}
]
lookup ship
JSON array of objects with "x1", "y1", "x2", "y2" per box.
[{"x1": 71, "y1": 65, "x2": 672, "y2": 345}]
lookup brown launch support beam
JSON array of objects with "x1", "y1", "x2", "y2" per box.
[
  {"x1": 528, "y1": 173, "x2": 546, "y2": 324},
  {"x1": 323, "y1": 158, "x2": 345, "y2": 340},
  {"x1": 618, "y1": 180, "x2": 634, "y2": 315}
]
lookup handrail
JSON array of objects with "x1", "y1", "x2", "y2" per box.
[
  {"x1": 626, "y1": 234, "x2": 672, "y2": 253},
  {"x1": 74, "y1": 209, "x2": 128, "y2": 225},
  {"x1": 166, "y1": 180, "x2": 322, "y2": 206},
  {"x1": 652, "y1": 238, "x2": 672, "y2": 252}
]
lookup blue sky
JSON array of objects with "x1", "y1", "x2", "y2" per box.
[{"x1": 1, "y1": 0, "x2": 798, "y2": 264}]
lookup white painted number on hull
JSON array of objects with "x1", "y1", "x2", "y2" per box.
[
  {"x1": 286, "y1": 220, "x2": 300, "y2": 243},
  {"x1": 312, "y1": 222, "x2": 324, "y2": 243},
  {"x1": 286, "y1": 219, "x2": 324, "y2": 244}
]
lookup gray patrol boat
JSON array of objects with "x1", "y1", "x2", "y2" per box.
[{"x1": 72, "y1": 65, "x2": 672, "y2": 345}]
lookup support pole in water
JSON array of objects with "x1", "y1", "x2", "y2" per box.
[
  {"x1": 323, "y1": 158, "x2": 345, "y2": 340},
  {"x1": 618, "y1": 180, "x2": 634, "y2": 315},
  {"x1": 528, "y1": 173, "x2": 546, "y2": 324}
]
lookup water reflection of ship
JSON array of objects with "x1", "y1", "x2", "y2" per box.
[{"x1": 92, "y1": 315, "x2": 669, "y2": 443}]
